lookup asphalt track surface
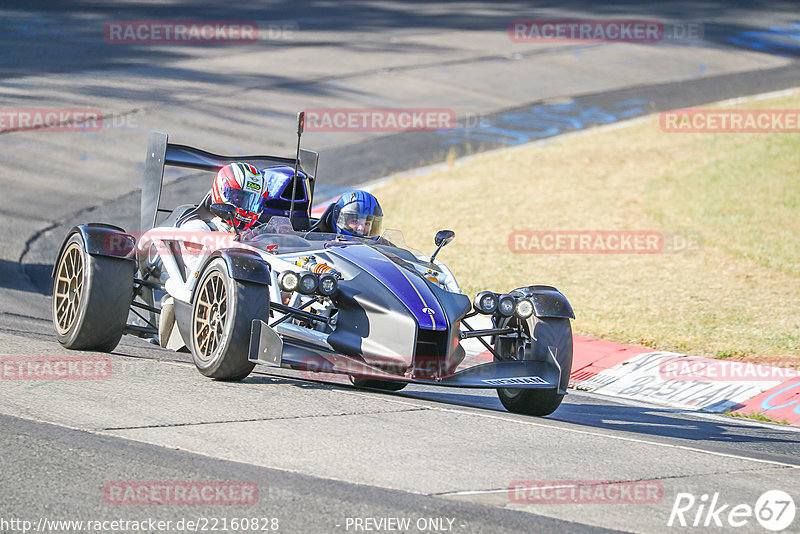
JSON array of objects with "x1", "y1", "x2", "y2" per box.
[{"x1": 2, "y1": 2, "x2": 800, "y2": 533}]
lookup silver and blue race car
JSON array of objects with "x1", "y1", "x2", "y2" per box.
[{"x1": 51, "y1": 116, "x2": 575, "y2": 416}]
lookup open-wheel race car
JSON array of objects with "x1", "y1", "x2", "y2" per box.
[{"x1": 51, "y1": 114, "x2": 575, "y2": 416}]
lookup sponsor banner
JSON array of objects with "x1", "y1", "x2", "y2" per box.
[
  {"x1": 509, "y1": 230, "x2": 701, "y2": 254},
  {"x1": 0, "y1": 108, "x2": 102, "y2": 132},
  {"x1": 104, "y1": 481, "x2": 258, "y2": 505},
  {"x1": 588, "y1": 352, "x2": 784, "y2": 412},
  {"x1": 303, "y1": 108, "x2": 456, "y2": 132},
  {"x1": 660, "y1": 109, "x2": 800, "y2": 133},
  {"x1": 1, "y1": 356, "x2": 111, "y2": 380},
  {"x1": 508, "y1": 480, "x2": 663, "y2": 504},
  {"x1": 732, "y1": 377, "x2": 800, "y2": 426}
]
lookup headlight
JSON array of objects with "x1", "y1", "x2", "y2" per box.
[
  {"x1": 318, "y1": 273, "x2": 338, "y2": 296},
  {"x1": 497, "y1": 294, "x2": 516, "y2": 316},
  {"x1": 515, "y1": 298, "x2": 534, "y2": 319},
  {"x1": 298, "y1": 272, "x2": 318, "y2": 295},
  {"x1": 473, "y1": 291, "x2": 498, "y2": 314},
  {"x1": 278, "y1": 271, "x2": 299, "y2": 292}
]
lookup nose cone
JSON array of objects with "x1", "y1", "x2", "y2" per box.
[{"x1": 329, "y1": 245, "x2": 448, "y2": 330}]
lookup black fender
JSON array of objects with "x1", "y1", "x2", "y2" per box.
[
  {"x1": 51, "y1": 224, "x2": 136, "y2": 277},
  {"x1": 196, "y1": 248, "x2": 271, "y2": 288},
  {"x1": 179, "y1": 249, "x2": 271, "y2": 349},
  {"x1": 512, "y1": 285, "x2": 575, "y2": 319}
]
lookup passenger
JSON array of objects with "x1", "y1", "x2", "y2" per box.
[{"x1": 312, "y1": 190, "x2": 383, "y2": 237}]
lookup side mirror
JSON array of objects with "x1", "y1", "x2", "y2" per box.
[
  {"x1": 209, "y1": 203, "x2": 236, "y2": 221},
  {"x1": 430, "y1": 230, "x2": 455, "y2": 264},
  {"x1": 434, "y1": 230, "x2": 455, "y2": 247}
]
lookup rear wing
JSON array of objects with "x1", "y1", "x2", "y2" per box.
[{"x1": 141, "y1": 131, "x2": 319, "y2": 232}]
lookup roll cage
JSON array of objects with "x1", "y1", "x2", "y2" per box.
[{"x1": 140, "y1": 131, "x2": 320, "y2": 234}]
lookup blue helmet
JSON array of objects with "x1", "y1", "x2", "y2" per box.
[{"x1": 331, "y1": 190, "x2": 383, "y2": 237}]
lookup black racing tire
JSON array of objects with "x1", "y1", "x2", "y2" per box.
[
  {"x1": 350, "y1": 377, "x2": 408, "y2": 391},
  {"x1": 190, "y1": 258, "x2": 268, "y2": 381},
  {"x1": 495, "y1": 316, "x2": 573, "y2": 416},
  {"x1": 52, "y1": 233, "x2": 134, "y2": 352}
]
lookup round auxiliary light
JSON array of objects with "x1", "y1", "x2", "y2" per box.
[
  {"x1": 473, "y1": 291, "x2": 498, "y2": 314},
  {"x1": 278, "y1": 271, "x2": 300, "y2": 292},
  {"x1": 318, "y1": 273, "x2": 338, "y2": 296},
  {"x1": 497, "y1": 294, "x2": 516, "y2": 316},
  {"x1": 515, "y1": 298, "x2": 534, "y2": 319},
  {"x1": 298, "y1": 272, "x2": 318, "y2": 295}
]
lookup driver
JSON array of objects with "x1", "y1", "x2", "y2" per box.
[
  {"x1": 179, "y1": 162, "x2": 268, "y2": 233},
  {"x1": 313, "y1": 190, "x2": 384, "y2": 238},
  {"x1": 159, "y1": 163, "x2": 268, "y2": 349}
]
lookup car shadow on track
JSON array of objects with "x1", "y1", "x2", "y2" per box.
[
  {"x1": 352, "y1": 385, "x2": 800, "y2": 447},
  {"x1": 244, "y1": 374, "x2": 348, "y2": 391},
  {"x1": 552, "y1": 401, "x2": 798, "y2": 445},
  {"x1": 118, "y1": 354, "x2": 800, "y2": 451}
]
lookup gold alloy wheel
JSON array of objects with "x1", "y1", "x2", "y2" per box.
[
  {"x1": 53, "y1": 242, "x2": 84, "y2": 335},
  {"x1": 193, "y1": 271, "x2": 228, "y2": 362}
]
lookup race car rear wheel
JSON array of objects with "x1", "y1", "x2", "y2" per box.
[
  {"x1": 190, "y1": 258, "x2": 267, "y2": 381},
  {"x1": 350, "y1": 377, "x2": 407, "y2": 391},
  {"x1": 52, "y1": 233, "x2": 134, "y2": 352},
  {"x1": 495, "y1": 316, "x2": 572, "y2": 416}
]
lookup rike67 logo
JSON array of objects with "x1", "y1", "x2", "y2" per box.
[{"x1": 668, "y1": 490, "x2": 795, "y2": 531}]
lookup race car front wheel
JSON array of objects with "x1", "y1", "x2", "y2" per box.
[
  {"x1": 495, "y1": 316, "x2": 573, "y2": 416},
  {"x1": 52, "y1": 233, "x2": 134, "y2": 352},
  {"x1": 190, "y1": 258, "x2": 268, "y2": 381}
]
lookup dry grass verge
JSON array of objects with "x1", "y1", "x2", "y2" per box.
[{"x1": 373, "y1": 92, "x2": 800, "y2": 363}]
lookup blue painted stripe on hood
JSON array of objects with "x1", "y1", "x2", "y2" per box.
[{"x1": 329, "y1": 244, "x2": 447, "y2": 331}]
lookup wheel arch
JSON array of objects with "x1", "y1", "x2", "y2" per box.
[
  {"x1": 192, "y1": 249, "x2": 271, "y2": 298},
  {"x1": 51, "y1": 224, "x2": 136, "y2": 277}
]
